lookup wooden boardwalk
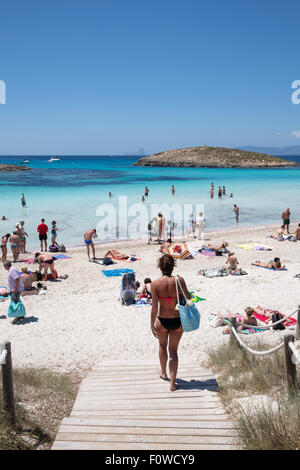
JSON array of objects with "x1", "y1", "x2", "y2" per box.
[{"x1": 52, "y1": 360, "x2": 237, "y2": 450}]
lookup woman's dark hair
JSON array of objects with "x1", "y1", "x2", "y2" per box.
[
  {"x1": 144, "y1": 278, "x2": 151, "y2": 284},
  {"x1": 5, "y1": 233, "x2": 10, "y2": 238},
  {"x1": 274, "y1": 257, "x2": 280, "y2": 262},
  {"x1": 158, "y1": 254, "x2": 175, "y2": 275}
]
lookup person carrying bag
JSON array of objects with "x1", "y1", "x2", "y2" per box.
[{"x1": 175, "y1": 276, "x2": 200, "y2": 332}]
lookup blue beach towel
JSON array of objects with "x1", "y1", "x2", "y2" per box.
[{"x1": 102, "y1": 268, "x2": 135, "y2": 277}]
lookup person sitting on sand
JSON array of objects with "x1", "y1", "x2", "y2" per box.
[
  {"x1": 237, "y1": 307, "x2": 258, "y2": 331},
  {"x1": 224, "y1": 252, "x2": 238, "y2": 272},
  {"x1": 151, "y1": 254, "x2": 192, "y2": 391},
  {"x1": 9, "y1": 231, "x2": 21, "y2": 262},
  {"x1": 20, "y1": 267, "x2": 34, "y2": 291},
  {"x1": 35, "y1": 252, "x2": 58, "y2": 280},
  {"x1": 84, "y1": 229, "x2": 97, "y2": 260},
  {"x1": 141, "y1": 278, "x2": 152, "y2": 300},
  {"x1": 251, "y1": 257, "x2": 286, "y2": 270},
  {"x1": 159, "y1": 239, "x2": 172, "y2": 254},
  {"x1": 295, "y1": 223, "x2": 300, "y2": 241},
  {"x1": 1, "y1": 233, "x2": 10, "y2": 262},
  {"x1": 271, "y1": 225, "x2": 285, "y2": 239}
]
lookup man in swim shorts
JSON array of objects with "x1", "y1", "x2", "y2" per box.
[
  {"x1": 84, "y1": 229, "x2": 97, "y2": 260},
  {"x1": 282, "y1": 208, "x2": 290, "y2": 234},
  {"x1": 37, "y1": 218, "x2": 48, "y2": 252}
]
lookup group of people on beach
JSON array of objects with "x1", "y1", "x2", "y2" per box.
[{"x1": 1, "y1": 219, "x2": 59, "y2": 263}]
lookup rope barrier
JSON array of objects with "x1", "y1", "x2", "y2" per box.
[
  {"x1": 231, "y1": 326, "x2": 285, "y2": 355},
  {"x1": 236, "y1": 308, "x2": 298, "y2": 330}
]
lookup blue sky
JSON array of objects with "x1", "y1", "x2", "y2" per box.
[{"x1": 0, "y1": 0, "x2": 299, "y2": 155}]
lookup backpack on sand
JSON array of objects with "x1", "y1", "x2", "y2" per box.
[{"x1": 271, "y1": 312, "x2": 285, "y2": 330}]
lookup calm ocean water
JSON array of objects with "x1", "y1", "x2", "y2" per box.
[{"x1": 0, "y1": 154, "x2": 299, "y2": 248}]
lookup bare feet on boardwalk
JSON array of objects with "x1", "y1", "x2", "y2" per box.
[{"x1": 170, "y1": 383, "x2": 179, "y2": 392}]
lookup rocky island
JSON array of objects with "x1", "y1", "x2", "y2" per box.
[
  {"x1": 0, "y1": 164, "x2": 31, "y2": 172},
  {"x1": 133, "y1": 146, "x2": 298, "y2": 168}
]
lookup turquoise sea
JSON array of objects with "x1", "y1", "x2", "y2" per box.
[{"x1": 0, "y1": 155, "x2": 300, "y2": 249}]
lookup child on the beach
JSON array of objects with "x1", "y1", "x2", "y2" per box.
[{"x1": 141, "y1": 278, "x2": 152, "y2": 300}]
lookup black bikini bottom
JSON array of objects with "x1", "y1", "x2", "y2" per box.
[{"x1": 158, "y1": 317, "x2": 181, "y2": 330}]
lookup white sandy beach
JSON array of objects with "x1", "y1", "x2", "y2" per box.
[{"x1": 0, "y1": 223, "x2": 299, "y2": 375}]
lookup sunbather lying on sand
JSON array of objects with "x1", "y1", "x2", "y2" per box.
[
  {"x1": 200, "y1": 242, "x2": 228, "y2": 253},
  {"x1": 251, "y1": 257, "x2": 286, "y2": 270},
  {"x1": 237, "y1": 307, "x2": 258, "y2": 331},
  {"x1": 159, "y1": 239, "x2": 172, "y2": 254}
]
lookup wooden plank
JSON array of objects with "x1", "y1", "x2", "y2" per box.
[
  {"x1": 71, "y1": 408, "x2": 227, "y2": 417},
  {"x1": 75, "y1": 391, "x2": 218, "y2": 400},
  {"x1": 83, "y1": 374, "x2": 215, "y2": 384},
  {"x1": 80, "y1": 378, "x2": 217, "y2": 388},
  {"x1": 52, "y1": 441, "x2": 235, "y2": 450},
  {"x1": 55, "y1": 431, "x2": 236, "y2": 444},
  {"x1": 73, "y1": 398, "x2": 221, "y2": 410},
  {"x1": 72, "y1": 402, "x2": 224, "y2": 411},
  {"x1": 58, "y1": 424, "x2": 235, "y2": 437},
  {"x1": 61, "y1": 417, "x2": 236, "y2": 429}
]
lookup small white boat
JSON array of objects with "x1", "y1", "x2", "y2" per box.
[
  {"x1": 47, "y1": 156, "x2": 61, "y2": 162},
  {"x1": 20, "y1": 159, "x2": 30, "y2": 164}
]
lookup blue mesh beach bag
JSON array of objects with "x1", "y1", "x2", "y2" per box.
[
  {"x1": 8, "y1": 294, "x2": 26, "y2": 318},
  {"x1": 175, "y1": 276, "x2": 200, "y2": 332}
]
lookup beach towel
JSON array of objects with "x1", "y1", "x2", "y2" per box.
[
  {"x1": 253, "y1": 306, "x2": 296, "y2": 327},
  {"x1": 198, "y1": 249, "x2": 215, "y2": 257},
  {"x1": 237, "y1": 243, "x2": 272, "y2": 251},
  {"x1": 22, "y1": 255, "x2": 70, "y2": 263},
  {"x1": 223, "y1": 317, "x2": 264, "y2": 334},
  {"x1": 102, "y1": 268, "x2": 135, "y2": 277},
  {"x1": 198, "y1": 268, "x2": 229, "y2": 278},
  {"x1": 190, "y1": 292, "x2": 205, "y2": 302},
  {"x1": 252, "y1": 264, "x2": 287, "y2": 271},
  {"x1": 133, "y1": 298, "x2": 151, "y2": 307}
]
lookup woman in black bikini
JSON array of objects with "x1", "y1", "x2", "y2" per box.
[{"x1": 151, "y1": 254, "x2": 191, "y2": 391}]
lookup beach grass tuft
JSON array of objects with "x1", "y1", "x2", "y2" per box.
[
  {"x1": 207, "y1": 340, "x2": 300, "y2": 449},
  {"x1": 0, "y1": 367, "x2": 81, "y2": 450}
]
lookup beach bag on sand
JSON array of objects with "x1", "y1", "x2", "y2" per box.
[
  {"x1": 175, "y1": 276, "x2": 200, "y2": 332},
  {"x1": 8, "y1": 296, "x2": 26, "y2": 318},
  {"x1": 208, "y1": 313, "x2": 224, "y2": 328},
  {"x1": 271, "y1": 312, "x2": 285, "y2": 330},
  {"x1": 120, "y1": 272, "x2": 136, "y2": 306},
  {"x1": 49, "y1": 244, "x2": 58, "y2": 252}
]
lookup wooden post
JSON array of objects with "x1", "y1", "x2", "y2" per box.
[
  {"x1": 284, "y1": 334, "x2": 297, "y2": 396},
  {"x1": 1, "y1": 341, "x2": 16, "y2": 425},
  {"x1": 295, "y1": 305, "x2": 300, "y2": 340},
  {"x1": 230, "y1": 317, "x2": 240, "y2": 348}
]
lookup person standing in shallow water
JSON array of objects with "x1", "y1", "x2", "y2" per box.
[{"x1": 150, "y1": 254, "x2": 191, "y2": 392}]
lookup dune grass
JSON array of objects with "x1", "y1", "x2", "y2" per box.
[
  {"x1": 207, "y1": 339, "x2": 300, "y2": 450},
  {"x1": 0, "y1": 367, "x2": 81, "y2": 450}
]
